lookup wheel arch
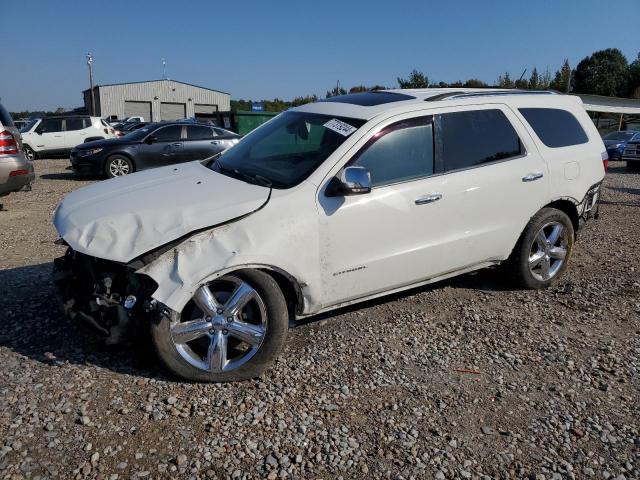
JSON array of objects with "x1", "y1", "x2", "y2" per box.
[{"x1": 543, "y1": 198, "x2": 579, "y2": 236}]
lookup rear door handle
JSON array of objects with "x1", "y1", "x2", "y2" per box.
[
  {"x1": 211, "y1": 140, "x2": 222, "y2": 145},
  {"x1": 415, "y1": 193, "x2": 442, "y2": 205},
  {"x1": 172, "y1": 142, "x2": 182, "y2": 147},
  {"x1": 522, "y1": 172, "x2": 544, "y2": 182}
]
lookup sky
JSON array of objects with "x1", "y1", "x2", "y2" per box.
[{"x1": 1, "y1": 0, "x2": 638, "y2": 111}]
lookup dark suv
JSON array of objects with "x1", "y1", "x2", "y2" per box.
[{"x1": 70, "y1": 122, "x2": 241, "y2": 178}]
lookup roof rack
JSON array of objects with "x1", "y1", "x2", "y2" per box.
[{"x1": 425, "y1": 90, "x2": 557, "y2": 102}]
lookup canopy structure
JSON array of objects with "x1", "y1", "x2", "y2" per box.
[{"x1": 574, "y1": 94, "x2": 640, "y2": 134}]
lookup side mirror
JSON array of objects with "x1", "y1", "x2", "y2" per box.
[
  {"x1": 326, "y1": 166, "x2": 371, "y2": 197},
  {"x1": 145, "y1": 135, "x2": 157, "y2": 144}
]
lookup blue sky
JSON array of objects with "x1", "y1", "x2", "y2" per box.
[{"x1": 1, "y1": 0, "x2": 638, "y2": 111}]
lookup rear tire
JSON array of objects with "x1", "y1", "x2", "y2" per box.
[
  {"x1": 151, "y1": 270, "x2": 289, "y2": 382},
  {"x1": 105, "y1": 155, "x2": 133, "y2": 178},
  {"x1": 506, "y1": 208, "x2": 574, "y2": 289},
  {"x1": 23, "y1": 145, "x2": 36, "y2": 161}
]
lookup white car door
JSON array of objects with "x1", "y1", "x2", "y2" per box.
[
  {"x1": 64, "y1": 117, "x2": 88, "y2": 149},
  {"x1": 317, "y1": 114, "x2": 464, "y2": 306},
  {"x1": 33, "y1": 118, "x2": 65, "y2": 152}
]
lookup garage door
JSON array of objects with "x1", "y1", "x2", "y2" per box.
[
  {"x1": 124, "y1": 101, "x2": 152, "y2": 122},
  {"x1": 160, "y1": 102, "x2": 186, "y2": 121},
  {"x1": 194, "y1": 104, "x2": 218, "y2": 115}
]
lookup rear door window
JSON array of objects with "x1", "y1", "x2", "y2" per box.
[
  {"x1": 65, "y1": 118, "x2": 84, "y2": 131},
  {"x1": 353, "y1": 116, "x2": 434, "y2": 187},
  {"x1": 519, "y1": 108, "x2": 588, "y2": 148},
  {"x1": 186, "y1": 125, "x2": 214, "y2": 140},
  {"x1": 438, "y1": 109, "x2": 522, "y2": 172}
]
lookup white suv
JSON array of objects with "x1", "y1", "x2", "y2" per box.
[
  {"x1": 21, "y1": 116, "x2": 115, "y2": 160},
  {"x1": 53, "y1": 89, "x2": 606, "y2": 382}
]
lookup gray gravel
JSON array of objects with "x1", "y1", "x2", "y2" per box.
[{"x1": 1, "y1": 159, "x2": 639, "y2": 479}]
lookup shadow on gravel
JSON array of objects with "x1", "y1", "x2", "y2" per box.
[
  {"x1": 297, "y1": 267, "x2": 514, "y2": 326},
  {"x1": 605, "y1": 164, "x2": 637, "y2": 175},
  {"x1": 0, "y1": 262, "x2": 168, "y2": 381},
  {"x1": 40, "y1": 172, "x2": 102, "y2": 181}
]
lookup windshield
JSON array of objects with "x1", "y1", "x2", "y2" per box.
[
  {"x1": 210, "y1": 112, "x2": 365, "y2": 189},
  {"x1": 20, "y1": 119, "x2": 39, "y2": 132},
  {"x1": 603, "y1": 131, "x2": 636, "y2": 141}
]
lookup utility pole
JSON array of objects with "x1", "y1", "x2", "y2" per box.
[
  {"x1": 86, "y1": 52, "x2": 95, "y2": 115},
  {"x1": 162, "y1": 58, "x2": 167, "y2": 80}
]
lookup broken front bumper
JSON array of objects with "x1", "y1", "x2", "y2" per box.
[{"x1": 53, "y1": 248, "x2": 158, "y2": 344}]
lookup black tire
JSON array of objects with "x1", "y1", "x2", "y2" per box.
[
  {"x1": 151, "y1": 270, "x2": 289, "y2": 382},
  {"x1": 506, "y1": 208, "x2": 575, "y2": 289},
  {"x1": 104, "y1": 155, "x2": 134, "y2": 178},
  {"x1": 23, "y1": 145, "x2": 36, "y2": 161}
]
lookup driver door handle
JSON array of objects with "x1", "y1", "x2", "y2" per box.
[
  {"x1": 522, "y1": 172, "x2": 544, "y2": 182},
  {"x1": 415, "y1": 193, "x2": 442, "y2": 205},
  {"x1": 172, "y1": 142, "x2": 182, "y2": 147},
  {"x1": 211, "y1": 140, "x2": 222, "y2": 145}
]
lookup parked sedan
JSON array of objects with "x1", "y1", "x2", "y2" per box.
[
  {"x1": 602, "y1": 130, "x2": 639, "y2": 160},
  {"x1": 70, "y1": 122, "x2": 241, "y2": 178},
  {"x1": 114, "y1": 121, "x2": 148, "y2": 137}
]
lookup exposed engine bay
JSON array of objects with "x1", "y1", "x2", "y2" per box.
[{"x1": 53, "y1": 248, "x2": 159, "y2": 344}]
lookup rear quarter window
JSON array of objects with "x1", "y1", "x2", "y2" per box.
[
  {"x1": 0, "y1": 104, "x2": 14, "y2": 127},
  {"x1": 519, "y1": 108, "x2": 588, "y2": 148}
]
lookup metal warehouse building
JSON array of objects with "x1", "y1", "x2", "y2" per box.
[{"x1": 83, "y1": 79, "x2": 230, "y2": 122}]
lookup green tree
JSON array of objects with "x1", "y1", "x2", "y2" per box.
[
  {"x1": 290, "y1": 95, "x2": 318, "y2": 107},
  {"x1": 397, "y1": 69, "x2": 429, "y2": 89},
  {"x1": 628, "y1": 53, "x2": 640, "y2": 98},
  {"x1": 326, "y1": 83, "x2": 347, "y2": 98},
  {"x1": 528, "y1": 67, "x2": 540, "y2": 89},
  {"x1": 549, "y1": 59, "x2": 572, "y2": 92},
  {"x1": 539, "y1": 68, "x2": 552, "y2": 89},
  {"x1": 463, "y1": 79, "x2": 488, "y2": 88},
  {"x1": 497, "y1": 72, "x2": 514, "y2": 88},
  {"x1": 573, "y1": 48, "x2": 629, "y2": 97},
  {"x1": 349, "y1": 85, "x2": 367, "y2": 93}
]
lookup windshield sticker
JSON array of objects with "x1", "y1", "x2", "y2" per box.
[{"x1": 323, "y1": 118, "x2": 357, "y2": 136}]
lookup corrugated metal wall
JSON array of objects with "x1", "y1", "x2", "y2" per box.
[{"x1": 94, "y1": 80, "x2": 230, "y2": 121}]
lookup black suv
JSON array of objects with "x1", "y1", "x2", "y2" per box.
[{"x1": 70, "y1": 122, "x2": 241, "y2": 178}]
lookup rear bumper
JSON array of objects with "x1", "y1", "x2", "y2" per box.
[{"x1": 0, "y1": 156, "x2": 35, "y2": 196}]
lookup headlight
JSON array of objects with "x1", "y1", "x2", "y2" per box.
[{"x1": 81, "y1": 148, "x2": 103, "y2": 156}]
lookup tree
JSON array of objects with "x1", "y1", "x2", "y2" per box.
[
  {"x1": 397, "y1": 69, "x2": 429, "y2": 89},
  {"x1": 349, "y1": 85, "x2": 367, "y2": 93},
  {"x1": 326, "y1": 83, "x2": 347, "y2": 98},
  {"x1": 628, "y1": 53, "x2": 640, "y2": 98},
  {"x1": 573, "y1": 48, "x2": 629, "y2": 97},
  {"x1": 497, "y1": 72, "x2": 514, "y2": 88},
  {"x1": 528, "y1": 67, "x2": 540, "y2": 89},
  {"x1": 291, "y1": 95, "x2": 318, "y2": 107},
  {"x1": 463, "y1": 79, "x2": 488, "y2": 88},
  {"x1": 539, "y1": 68, "x2": 552, "y2": 89},
  {"x1": 549, "y1": 59, "x2": 572, "y2": 92}
]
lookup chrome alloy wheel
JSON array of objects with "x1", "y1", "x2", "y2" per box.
[
  {"x1": 170, "y1": 277, "x2": 267, "y2": 373},
  {"x1": 528, "y1": 221, "x2": 569, "y2": 281},
  {"x1": 109, "y1": 158, "x2": 130, "y2": 176}
]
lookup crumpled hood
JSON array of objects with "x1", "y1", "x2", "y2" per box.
[{"x1": 53, "y1": 162, "x2": 270, "y2": 263}]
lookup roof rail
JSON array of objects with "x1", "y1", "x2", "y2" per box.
[{"x1": 425, "y1": 90, "x2": 558, "y2": 102}]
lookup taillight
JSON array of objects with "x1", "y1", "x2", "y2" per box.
[
  {"x1": 9, "y1": 169, "x2": 29, "y2": 176},
  {"x1": 0, "y1": 130, "x2": 18, "y2": 155},
  {"x1": 601, "y1": 150, "x2": 609, "y2": 172}
]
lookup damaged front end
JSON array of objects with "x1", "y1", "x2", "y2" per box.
[{"x1": 53, "y1": 248, "x2": 159, "y2": 345}]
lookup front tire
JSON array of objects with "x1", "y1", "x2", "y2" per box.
[
  {"x1": 507, "y1": 208, "x2": 574, "y2": 289},
  {"x1": 151, "y1": 270, "x2": 289, "y2": 382},
  {"x1": 105, "y1": 155, "x2": 133, "y2": 178}
]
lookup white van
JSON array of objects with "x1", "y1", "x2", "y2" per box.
[
  {"x1": 21, "y1": 116, "x2": 115, "y2": 160},
  {"x1": 53, "y1": 89, "x2": 606, "y2": 382}
]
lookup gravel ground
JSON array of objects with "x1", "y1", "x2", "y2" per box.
[{"x1": 0, "y1": 159, "x2": 638, "y2": 480}]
